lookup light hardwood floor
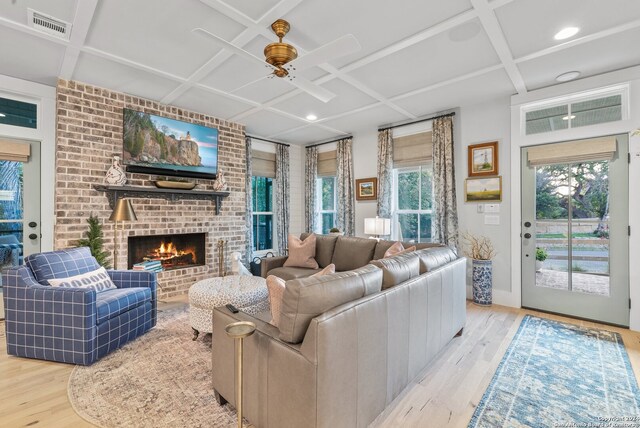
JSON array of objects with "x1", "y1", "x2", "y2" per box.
[{"x1": 1, "y1": 299, "x2": 638, "y2": 428}]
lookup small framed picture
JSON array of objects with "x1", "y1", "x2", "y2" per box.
[
  {"x1": 356, "y1": 177, "x2": 378, "y2": 201},
  {"x1": 465, "y1": 176, "x2": 502, "y2": 202},
  {"x1": 468, "y1": 141, "x2": 498, "y2": 177}
]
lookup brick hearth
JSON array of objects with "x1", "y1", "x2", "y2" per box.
[{"x1": 55, "y1": 79, "x2": 247, "y2": 298}]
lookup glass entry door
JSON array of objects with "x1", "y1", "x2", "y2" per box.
[
  {"x1": 0, "y1": 140, "x2": 41, "y2": 275},
  {"x1": 521, "y1": 135, "x2": 629, "y2": 326}
]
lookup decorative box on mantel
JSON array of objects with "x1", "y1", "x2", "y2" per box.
[{"x1": 93, "y1": 185, "x2": 231, "y2": 214}]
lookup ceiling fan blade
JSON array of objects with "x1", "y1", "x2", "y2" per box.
[
  {"x1": 289, "y1": 34, "x2": 361, "y2": 71},
  {"x1": 192, "y1": 27, "x2": 270, "y2": 68},
  {"x1": 287, "y1": 76, "x2": 336, "y2": 103},
  {"x1": 230, "y1": 73, "x2": 273, "y2": 94}
]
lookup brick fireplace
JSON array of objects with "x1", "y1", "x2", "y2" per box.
[{"x1": 55, "y1": 79, "x2": 247, "y2": 298}]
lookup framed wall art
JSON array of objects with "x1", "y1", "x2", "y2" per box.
[
  {"x1": 465, "y1": 176, "x2": 502, "y2": 202},
  {"x1": 355, "y1": 177, "x2": 378, "y2": 201},
  {"x1": 468, "y1": 141, "x2": 498, "y2": 177}
]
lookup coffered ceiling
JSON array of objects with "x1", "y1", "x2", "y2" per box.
[{"x1": 1, "y1": 0, "x2": 639, "y2": 144}]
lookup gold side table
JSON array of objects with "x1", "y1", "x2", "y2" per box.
[{"x1": 225, "y1": 321, "x2": 256, "y2": 428}]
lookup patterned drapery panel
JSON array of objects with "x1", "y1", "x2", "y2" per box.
[
  {"x1": 244, "y1": 137, "x2": 253, "y2": 267},
  {"x1": 377, "y1": 129, "x2": 393, "y2": 218},
  {"x1": 336, "y1": 138, "x2": 355, "y2": 236},
  {"x1": 305, "y1": 146, "x2": 318, "y2": 233},
  {"x1": 275, "y1": 144, "x2": 290, "y2": 255},
  {"x1": 432, "y1": 116, "x2": 459, "y2": 247}
]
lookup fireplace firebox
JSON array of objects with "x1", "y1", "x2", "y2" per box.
[{"x1": 128, "y1": 233, "x2": 206, "y2": 271}]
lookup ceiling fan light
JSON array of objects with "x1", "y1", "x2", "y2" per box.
[
  {"x1": 554, "y1": 27, "x2": 580, "y2": 40},
  {"x1": 556, "y1": 71, "x2": 581, "y2": 82}
]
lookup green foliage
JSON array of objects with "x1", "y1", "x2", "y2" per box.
[
  {"x1": 535, "y1": 247, "x2": 548, "y2": 262},
  {"x1": 329, "y1": 227, "x2": 340, "y2": 233},
  {"x1": 76, "y1": 215, "x2": 112, "y2": 269}
]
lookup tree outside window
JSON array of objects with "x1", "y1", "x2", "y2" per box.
[
  {"x1": 316, "y1": 176, "x2": 336, "y2": 234},
  {"x1": 393, "y1": 166, "x2": 433, "y2": 242},
  {"x1": 252, "y1": 176, "x2": 273, "y2": 251}
]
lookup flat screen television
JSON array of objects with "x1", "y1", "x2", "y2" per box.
[{"x1": 122, "y1": 108, "x2": 219, "y2": 179}]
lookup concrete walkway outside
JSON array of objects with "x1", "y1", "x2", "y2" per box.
[{"x1": 535, "y1": 269, "x2": 610, "y2": 296}]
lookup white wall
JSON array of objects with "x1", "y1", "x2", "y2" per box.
[
  {"x1": 352, "y1": 129, "x2": 379, "y2": 237},
  {"x1": 458, "y1": 98, "x2": 512, "y2": 299},
  {"x1": 288, "y1": 144, "x2": 304, "y2": 236}
]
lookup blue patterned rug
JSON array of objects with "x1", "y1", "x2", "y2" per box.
[{"x1": 469, "y1": 315, "x2": 640, "y2": 427}]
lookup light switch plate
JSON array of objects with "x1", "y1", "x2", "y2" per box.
[
  {"x1": 484, "y1": 215, "x2": 500, "y2": 225},
  {"x1": 485, "y1": 204, "x2": 500, "y2": 213}
]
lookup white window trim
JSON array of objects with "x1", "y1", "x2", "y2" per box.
[
  {"x1": 252, "y1": 176, "x2": 275, "y2": 253},
  {"x1": 316, "y1": 176, "x2": 337, "y2": 234},
  {"x1": 520, "y1": 84, "x2": 630, "y2": 137},
  {"x1": 392, "y1": 165, "x2": 433, "y2": 243}
]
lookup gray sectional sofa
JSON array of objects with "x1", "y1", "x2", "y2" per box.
[
  {"x1": 261, "y1": 233, "x2": 444, "y2": 279},
  {"x1": 212, "y1": 235, "x2": 467, "y2": 428}
]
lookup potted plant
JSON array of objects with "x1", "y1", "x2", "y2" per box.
[
  {"x1": 329, "y1": 227, "x2": 344, "y2": 236},
  {"x1": 462, "y1": 232, "x2": 496, "y2": 306},
  {"x1": 535, "y1": 247, "x2": 548, "y2": 272}
]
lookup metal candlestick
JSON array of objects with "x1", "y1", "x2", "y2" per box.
[{"x1": 225, "y1": 321, "x2": 256, "y2": 428}]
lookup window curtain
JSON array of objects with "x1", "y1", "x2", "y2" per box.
[
  {"x1": 274, "y1": 144, "x2": 290, "y2": 255},
  {"x1": 305, "y1": 146, "x2": 318, "y2": 233},
  {"x1": 336, "y1": 138, "x2": 355, "y2": 236},
  {"x1": 244, "y1": 136, "x2": 253, "y2": 267},
  {"x1": 377, "y1": 129, "x2": 393, "y2": 218},
  {"x1": 432, "y1": 116, "x2": 459, "y2": 247}
]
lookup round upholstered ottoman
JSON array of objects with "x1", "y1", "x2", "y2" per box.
[{"x1": 188, "y1": 275, "x2": 269, "y2": 340}]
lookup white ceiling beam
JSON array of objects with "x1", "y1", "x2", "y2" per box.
[
  {"x1": 470, "y1": 0, "x2": 527, "y2": 94},
  {"x1": 59, "y1": 0, "x2": 99, "y2": 80},
  {"x1": 514, "y1": 18, "x2": 640, "y2": 64}
]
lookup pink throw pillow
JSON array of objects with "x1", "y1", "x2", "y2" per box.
[
  {"x1": 283, "y1": 234, "x2": 319, "y2": 269},
  {"x1": 267, "y1": 275, "x2": 286, "y2": 327},
  {"x1": 384, "y1": 241, "x2": 405, "y2": 258},
  {"x1": 396, "y1": 245, "x2": 416, "y2": 256},
  {"x1": 311, "y1": 263, "x2": 336, "y2": 277}
]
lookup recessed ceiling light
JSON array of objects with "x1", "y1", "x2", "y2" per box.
[
  {"x1": 306, "y1": 114, "x2": 317, "y2": 121},
  {"x1": 562, "y1": 115, "x2": 576, "y2": 121},
  {"x1": 556, "y1": 71, "x2": 581, "y2": 82},
  {"x1": 554, "y1": 27, "x2": 579, "y2": 40}
]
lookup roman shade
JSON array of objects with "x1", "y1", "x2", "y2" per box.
[
  {"x1": 392, "y1": 131, "x2": 432, "y2": 167},
  {"x1": 527, "y1": 136, "x2": 617, "y2": 167},
  {"x1": 317, "y1": 150, "x2": 337, "y2": 177},
  {"x1": 0, "y1": 139, "x2": 30, "y2": 162},
  {"x1": 252, "y1": 149, "x2": 276, "y2": 178}
]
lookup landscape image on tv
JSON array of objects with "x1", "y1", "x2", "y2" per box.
[{"x1": 123, "y1": 109, "x2": 218, "y2": 177}]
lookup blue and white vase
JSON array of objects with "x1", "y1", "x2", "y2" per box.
[{"x1": 472, "y1": 259, "x2": 492, "y2": 306}]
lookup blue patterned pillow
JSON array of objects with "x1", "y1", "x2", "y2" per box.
[{"x1": 47, "y1": 267, "x2": 117, "y2": 293}]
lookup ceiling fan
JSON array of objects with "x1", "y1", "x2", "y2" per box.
[{"x1": 193, "y1": 19, "x2": 361, "y2": 103}]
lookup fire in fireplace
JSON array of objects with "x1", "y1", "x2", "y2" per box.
[{"x1": 128, "y1": 233, "x2": 206, "y2": 271}]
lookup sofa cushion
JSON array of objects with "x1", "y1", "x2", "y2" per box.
[
  {"x1": 331, "y1": 236, "x2": 377, "y2": 271},
  {"x1": 267, "y1": 266, "x2": 322, "y2": 280},
  {"x1": 373, "y1": 240, "x2": 443, "y2": 260},
  {"x1": 26, "y1": 247, "x2": 100, "y2": 285},
  {"x1": 96, "y1": 287, "x2": 151, "y2": 325},
  {"x1": 279, "y1": 265, "x2": 383, "y2": 344},
  {"x1": 301, "y1": 233, "x2": 338, "y2": 268},
  {"x1": 284, "y1": 234, "x2": 319, "y2": 269},
  {"x1": 369, "y1": 252, "x2": 421, "y2": 289},
  {"x1": 266, "y1": 275, "x2": 286, "y2": 327},
  {"x1": 48, "y1": 266, "x2": 117, "y2": 294},
  {"x1": 415, "y1": 247, "x2": 458, "y2": 274}
]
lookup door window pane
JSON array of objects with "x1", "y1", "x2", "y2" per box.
[
  {"x1": 0, "y1": 97, "x2": 37, "y2": 129},
  {"x1": 0, "y1": 160, "x2": 24, "y2": 270}
]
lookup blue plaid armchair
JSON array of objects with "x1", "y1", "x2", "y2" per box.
[{"x1": 2, "y1": 247, "x2": 157, "y2": 365}]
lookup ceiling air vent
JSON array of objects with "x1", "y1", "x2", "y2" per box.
[{"x1": 27, "y1": 9, "x2": 72, "y2": 40}]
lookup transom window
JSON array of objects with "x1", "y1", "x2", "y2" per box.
[
  {"x1": 252, "y1": 176, "x2": 273, "y2": 251},
  {"x1": 393, "y1": 165, "x2": 433, "y2": 243},
  {"x1": 316, "y1": 176, "x2": 336, "y2": 234}
]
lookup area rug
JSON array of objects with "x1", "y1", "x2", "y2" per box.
[
  {"x1": 469, "y1": 315, "x2": 640, "y2": 427},
  {"x1": 68, "y1": 306, "x2": 246, "y2": 428}
]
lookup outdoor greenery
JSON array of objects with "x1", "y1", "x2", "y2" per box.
[
  {"x1": 0, "y1": 161, "x2": 24, "y2": 239},
  {"x1": 76, "y1": 215, "x2": 112, "y2": 269},
  {"x1": 329, "y1": 227, "x2": 340, "y2": 233},
  {"x1": 319, "y1": 177, "x2": 336, "y2": 234},
  {"x1": 536, "y1": 247, "x2": 548, "y2": 262},
  {"x1": 396, "y1": 167, "x2": 433, "y2": 242}
]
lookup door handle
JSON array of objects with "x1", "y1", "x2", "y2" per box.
[
  {"x1": 28, "y1": 233, "x2": 38, "y2": 240},
  {"x1": 524, "y1": 233, "x2": 532, "y2": 239},
  {"x1": 28, "y1": 221, "x2": 37, "y2": 228}
]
